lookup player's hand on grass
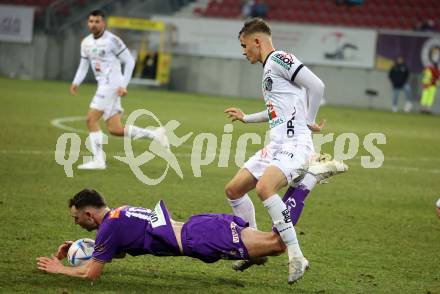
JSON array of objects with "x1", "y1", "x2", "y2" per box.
[
  {"x1": 37, "y1": 255, "x2": 64, "y2": 274},
  {"x1": 307, "y1": 119, "x2": 326, "y2": 132},
  {"x1": 55, "y1": 241, "x2": 73, "y2": 260},
  {"x1": 225, "y1": 107, "x2": 245, "y2": 123},
  {"x1": 117, "y1": 87, "x2": 127, "y2": 97},
  {"x1": 70, "y1": 84, "x2": 78, "y2": 95}
]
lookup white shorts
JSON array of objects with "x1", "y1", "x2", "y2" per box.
[
  {"x1": 244, "y1": 135, "x2": 314, "y2": 184},
  {"x1": 89, "y1": 86, "x2": 124, "y2": 121}
]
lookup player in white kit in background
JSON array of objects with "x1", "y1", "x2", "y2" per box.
[
  {"x1": 224, "y1": 18, "x2": 347, "y2": 284},
  {"x1": 70, "y1": 10, "x2": 168, "y2": 170}
]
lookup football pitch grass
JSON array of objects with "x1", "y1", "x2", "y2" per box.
[{"x1": 0, "y1": 77, "x2": 439, "y2": 293}]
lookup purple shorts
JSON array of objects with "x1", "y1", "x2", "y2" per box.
[{"x1": 181, "y1": 214, "x2": 250, "y2": 263}]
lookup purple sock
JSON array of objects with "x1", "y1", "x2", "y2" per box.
[{"x1": 282, "y1": 184, "x2": 310, "y2": 225}]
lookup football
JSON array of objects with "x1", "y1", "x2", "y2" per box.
[{"x1": 67, "y1": 238, "x2": 95, "y2": 266}]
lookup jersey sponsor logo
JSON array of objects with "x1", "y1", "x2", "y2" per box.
[
  {"x1": 271, "y1": 53, "x2": 295, "y2": 70},
  {"x1": 286, "y1": 107, "x2": 296, "y2": 138},
  {"x1": 230, "y1": 222, "x2": 240, "y2": 243},
  {"x1": 269, "y1": 118, "x2": 284, "y2": 128},
  {"x1": 267, "y1": 100, "x2": 277, "y2": 120},
  {"x1": 263, "y1": 76, "x2": 273, "y2": 91},
  {"x1": 267, "y1": 100, "x2": 284, "y2": 128}
]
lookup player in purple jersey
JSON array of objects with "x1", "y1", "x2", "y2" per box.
[{"x1": 37, "y1": 189, "x2": 290, "y2": 281}]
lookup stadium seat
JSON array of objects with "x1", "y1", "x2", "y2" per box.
[{"x1": 200, "y1": 0, "x2": 439, "y2": 31}]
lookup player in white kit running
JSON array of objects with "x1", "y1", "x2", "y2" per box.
[
  {"x1": 224, "y1": 18, "x2": 346, "y2": 284},
  {"x1": 70, "y1": 10, "x2": 168, "y2": 170}
]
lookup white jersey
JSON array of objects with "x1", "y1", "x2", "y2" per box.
[
  {"x1": 80, "y1": 30, "x2": 128, "y2": 87},
  {"x1": 262, "y1": 50, "x2": 311, "y2": 143}
]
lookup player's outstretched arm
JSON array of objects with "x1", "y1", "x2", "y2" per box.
[
  {"x1": 225, "y1": 108, "x2": 268, "y2": 123},
  {"x1": 37, "y1": 256, "x2": 104, "y2": 280},
  {"x1": 225, "y1": 107, "x2": 245, "y2": 122}
]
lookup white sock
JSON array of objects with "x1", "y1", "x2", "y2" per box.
[
  {"x1": 263, "y1": 194, "x2": 303, "y2": 259},
  {"x1": 89, "y1": 131, "x2": 104, "y2": 162},
  {"x1": 125, "y1": 125, "x2": 155, "y2": 140},
  {"x1": 228, "y1": 194, "x2": 258, "y2": 229},
  {"x1": 301, "y1": 173, "x2": 318, "y2": 190}
]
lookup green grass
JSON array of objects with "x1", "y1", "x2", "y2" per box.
[{"x1": 0, "y1": 77, "x2": 439, "y2": 293}]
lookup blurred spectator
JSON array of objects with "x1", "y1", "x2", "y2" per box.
[
  {"x1": 414, "y1": 19, "x2": 437, "y2": 32},
  {"x1": 420, "y1": 19, "x2": 437, "y2": 32},
  {"x1": 251, "y1": 0, "x2": 268, "y2": 19},
  {"x1": 388, "y1": 57, "x2": 413, "y2": 113},
  {"x1": 141, "y1": 52, "x2": 159, "y2": 80},
  {"x1": 241, "y1": 0, "x2": 254, "y2": 19},
  {"x1": 420, "y1": 48, "x2": 440, "y2": 114}
]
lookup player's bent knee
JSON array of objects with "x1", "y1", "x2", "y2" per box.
[
  {"x1": 107, "y1": 126, "x2": 123, "y2": 136},
  {"x1": 86, "y1": 117, "x2": 93, "y2": 127},
  {"x1": 255, "y1": 182, "x2": 274, "y2": 199},
  {"x1": 224, "y1": 184, "x2": 240, "y2": 200},
  {"x1": 86, "y1": 116, "x2": 98, "y2": 129}
]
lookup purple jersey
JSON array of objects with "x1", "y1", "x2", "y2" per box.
[{"x1": 92, "y1": 200, "x2": 180, "y2": 263}]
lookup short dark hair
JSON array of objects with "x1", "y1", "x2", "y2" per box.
[
  {"x1": 89, "y1": 10, "x2": 105, "y2": 19},
  {"x1": 238, "y1": 18, "x2": 271, "y2": 39},
  {"x1": 69, "y1": 189, "x2": 107, "y2": 209}
]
